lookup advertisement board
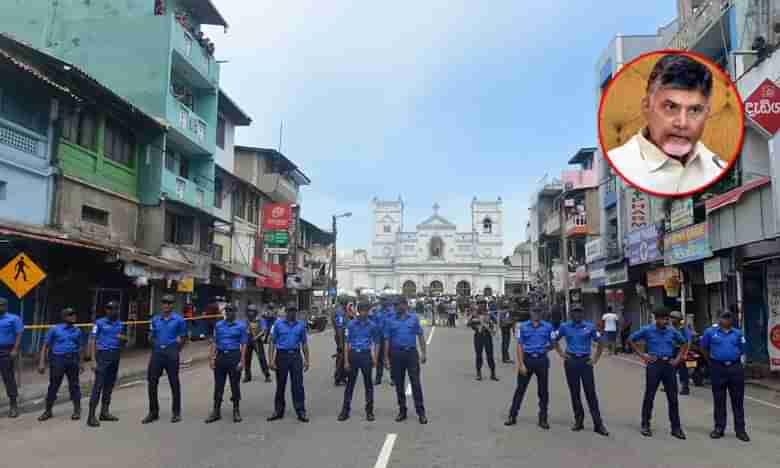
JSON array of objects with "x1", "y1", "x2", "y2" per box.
[
  {"x1": 627, "y1": 224, "x2": 662, "y2": 266},
  {"x1": 262, "y1": 203, "x2": 292, "y2": 230},
  {"x1": 263, "y1": 230, "x2": 290, "y2": 246},
  {"x1": 745, "y1": 78, "x2": 780, "y2": 136},
  {"x1": 703, "y1": 257, "x2": 724, "y2": 284},
  {"x1": 669, "y1": 198, "x2": 694, "y2": 231},
  {"x1": 647, "y1": 266, "x2": 679, "y2": 288},
  {"x1": 585, "y1": 238, "x2": 604, "y2": 264},
  {"x1": 605, "y1": 262, "x2": 628, "y2": 286},
  {"x1": 628, "y1": 189, "x2": 649, "y2": 230},
  {"x1": 767, "y1": 263, "x2": 780, "y2": 371},
  {"x1": 664, "y1": 222, "x2": 712, "y2": 266}
]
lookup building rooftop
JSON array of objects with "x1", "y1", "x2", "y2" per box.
[
  {"x1": 218, "y1": 89, "x2": 252, "y2": 126},
  {"x1": 234, "y1": 145, "x2": 311, "y2": 186}
]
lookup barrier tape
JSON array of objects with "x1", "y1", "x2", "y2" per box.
[{"x1": 22, "y1": 314, "x2": 226, "y2": 331}]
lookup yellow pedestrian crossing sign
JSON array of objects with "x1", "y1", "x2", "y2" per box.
[{"x1": 0, "y1": 253, "x2": 47, "y2": 299}]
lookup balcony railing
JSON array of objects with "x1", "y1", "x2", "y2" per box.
[
  {"x1": 565, "y1": 215, "x2": 588, "y2": 236},
  {"x1": 0, "y1": 117, "x2": 46, "y2": 159},
  {"x1": 167, "y1": 92, "x2": 211, "y2": 152},
  {"x1": 544, "y1": 213, "x2": 561, "y2": 236},
  {"x1": 163, "y1": 168, "x2": 214, "y2": 210},
  {"x1": 171, "y1": 15, "x2": 219, "y2": 84},
  {"x1": 667, "y1": 0, "x2": 732, "y2": 50}
]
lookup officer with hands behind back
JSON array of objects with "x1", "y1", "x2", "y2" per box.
[
  {"x1": 338, "y1": 302, "x2": 377, "y2": 422},
  {"x1": 267, "y1": 306, "x2": 310, "y2": 423},
  {"x1": 87, "y1": 301, "x2": 126, "y2": 427},
  {"x1": 205, "y1": 304, "x2": 248, "y2": 424},
  {"x1": 38, "y1": 307, "x2": 83, "y2": 422}
]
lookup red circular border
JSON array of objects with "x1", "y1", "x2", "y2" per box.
[{"x1": 597, "y1": 49, "x2": 746, "y2": 198}]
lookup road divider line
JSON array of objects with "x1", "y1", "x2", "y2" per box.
[
  {"x1": 373, "y1": 433, "x2": 397, "y2": 468},
  {"x1": 426, "y1": 326, "x2": 436, "y2": 346},
  {"x1": 405, "y1": 383, "x2": 412, "y2": 396},
  {"x1": 612, "y1": 355, "x2": 780, "y2": 410}
]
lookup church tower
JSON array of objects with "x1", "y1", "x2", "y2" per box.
[
  {"x1": 472, "y1": 197, "x2": 503, "y2": 262},
  {"x1": 371, "y1": 196, "x2": 403, "y2": 262}
]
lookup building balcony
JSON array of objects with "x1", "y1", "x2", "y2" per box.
[
  {"x1": 170, "y1": 15, "x2": 220, "y2": 86},
  {"x1": 162, "y1": 168, "x2": 214, "y2": 211},
  {"x1": 0, "y1": 117, "x2": 49, "y2": 167},
  {"x1": 166, "y1": 92, "x2": 214, "y2": 156},
  {"x1": 667, "y1": 0, "x2": 733, "y2": 53},
  {"x1": 543, "y1": 213, "x2": 561, "y2": 236},
  {"x1": 257, "y1": 173, "x2": 299, "y2": 204},
  {"x1": 562, "y1": 169, "x2": 597, "y2": 191},
  {"x1": 565, "y1": 215, "x2": 588, "y2": 237}
]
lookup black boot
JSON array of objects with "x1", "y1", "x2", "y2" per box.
[
  {"x1": 538, "y1": 414, "x2": 550, "y2": 430},
  {"x1": 476, "y1": 370, "x2": 483, "y2": 381},
  {"x1": 87, "y1": 405, "x2": 100, "y2": 428},
  {"x1": 71, "y1": 401, "x2": 81, "y2": 421},
  {"x1": 233, "y1": 402, "x2": 242, "y2": 423},
  {"x1": 38, "y1": 403, "x2": 53, "y2": 422},
  {"x1": 366, "y1": 405, "x2": 375, "y2": 421},
  {"x1": 100, "y1": 403, "x2": 119, "y2": 421},
  {"x1": 395, "y1": 408, "x2": 407, "y2": 422},
  {"x1": 571, "y1": 420, "x2": 584, "y2": 431},
  {"x1": 490, "y1": 371, "x2": 500, "y2": 381},
  {"x1": 243, "y1": 374, "x2": 251, "y2": 383},
  {"x1": 504, "y1": 415, "x2": 517, "y2": 426},
  {"x1": 141, "y1": 412, "x2": 159, "y2": 424},
  {"x1": 204, "y1": 403, "x2": 221, "y2": 424},
  {"x1": 337, "y1": 409, "x2": 350, "y2": 421},
  {"x1": 8, "y1": 398, "x2": 19, "y2": 418}
]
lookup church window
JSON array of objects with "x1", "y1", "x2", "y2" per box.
[
  {"x1": 383, "y1": 225, "x2": 391, "y2": 233},
  {"x1": 483, "y1": 217, "x2": 493, "y2": 234},
  {"x1": 430, "y1": 236, "x2": 444, "y2": 259}
]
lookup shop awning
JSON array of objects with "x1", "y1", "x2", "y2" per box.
[
  {"x1": 117, "y1": 249, "x2": 192, "y2": 272},
  {"x1": 212, "y1": 261, "x2": 263, "y2": 279},
  {"x1": 0, "y1": 224, "x2": 110, "y2": 252},
  {"x1": 705, "y1": 176, "x2": 771, "y2": 214}
]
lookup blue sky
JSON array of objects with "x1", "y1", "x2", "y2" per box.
[{"x1": 209, "y1": 1, "x2": 676, "y2": 255}]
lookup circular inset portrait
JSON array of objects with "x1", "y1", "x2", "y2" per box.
[{"x1": 598, "y1": 50, "x2": 744, "y2": 197}]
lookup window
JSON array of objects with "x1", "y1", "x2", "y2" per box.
[
  {"x1": 232, "y1": 186, "x2": 247, "y2": 219},
  {"x1": 165, "y1": 213, "x2": 195, "y2": 245},
  {"x1": 0, "y1": 85, "x2": 48, "y2": 134},
  {"x1": 383, "y1": 225, "x2": 391, "y2": 233},
  {"x1": 179, "y1": 157, "x2": 189, "y2": 179},
  {"x1": 0, "y1": 180, "x2": 6, "y2": 200},
  {"x1": 247, "y1": 194, "x2": 258, "y2": 224},
  {"x1": 430, "y1": 236, "x2": 444, "y2": 259},
  {"x1": 104, "y1": 119, "x2": 135, "y2": 168},
  {"x1": 165, "y1": 150, "x2": 177, "y2": 173},
  {"x1": 483, "y1": 217, "x2": 493, "y2": 234},
  {"x1": 212, "y1": 243, "x2": 224, "y2": 261},
  {"x1": 61, "y1": 108, "x2": 98, "y2": 151},
  {"x1": 81, "y1": 205, "x2": 109, "y2": 226},
  {"x1": 214, "y1": 177, "x2": 223, "y2": 209},
  {"x1": 216, "y1": 117, "x2": 226, "y2": 149}
]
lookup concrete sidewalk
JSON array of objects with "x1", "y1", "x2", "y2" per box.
[{"x1": 0, "y1": 340, "x2": 211, "y2": 413}]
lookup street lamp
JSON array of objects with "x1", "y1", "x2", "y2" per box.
[{"x1": 331, "y1": 212, "x2": 352, "y2": 305}]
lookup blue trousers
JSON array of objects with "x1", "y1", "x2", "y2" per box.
[
  {"x1": 0, "y1": 346, "x2": 18, "y2": 399},
  {"x1": 509, "y1": 355, "x2": 549, "y2": 418},
  {"x1": 274, "y1": 350, "x2": 305, "y2": 414},
  {"x1": 147, "y1": 348, "x2": 181, "y2": 415},
  {"x1": 390, "y1": 348, "x2": 425, "y2": 414},
  {"x1": 47, "y1": 353, "x2": 81, "y2": 404},
  {"x1": 642, "y1": 360, "x2": 680, "y2": 430},
  {"x1": 711, "y1": 361, "x2": 745, "y2": 432},
  {"x1": 342, "y1": 350, "x2": 374, "y2": 412},
  {"x1": 564, "y1": 356, "x2": 603, "y2": 427},
  {"x1": 90, "y1": 349, "x2": 120, "y2": 408},
  {"x1": 213, "y1": 350, "x2": 241, "y2": 404}
]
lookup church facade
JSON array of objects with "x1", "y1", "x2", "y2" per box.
[{"x1": 337, "y1": 197, "x2": 507, "y2": 297}]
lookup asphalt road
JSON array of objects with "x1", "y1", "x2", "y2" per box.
[{"x1": 3, "y1": 324, "x2": 779, "y2": 468}]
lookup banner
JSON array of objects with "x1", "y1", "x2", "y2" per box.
[
  {"x1": 628, "y1": 189, "x2": 649, "y2": 230},
  {"x1": 176, "y1": 277, "x2": 194, "y2": 293},
  {"x1": 627, "y1": 224, "x2": 662, "y2": 266},
  {"x1": 670, "y1": 198, "x2": 694, "y2": 231},
  {"x1": 262, "y1": 203, "x2": 292, "y2": 230},
  {"x1": 664, "y1": 222, "x2": 712, "y2": 266},
  {"x1": 703, "y1": 257, "x2": 724, "y2": 285},
  {"x1": 767, "y1": 263, "x2": 780, "y2": 371},
  {"x1": 647, "y1": 266, "x2": 679, "y2": 288},
  {"x1": 745, "y1": 78, "x2": 780, "y2": 136},
  {"x1": 605, "y1": 263, "x2": 628, "y2": 286},
  {"x1": 585, "y1": 238, "x2": 604, "y2": 264}
]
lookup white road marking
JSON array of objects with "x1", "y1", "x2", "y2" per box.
[
  {"x1": 407, "y1": 327, "x2": 437, "y2": 395},
  {"x1": 426, "y1": 326, "x2": 436, "y2": 346},
  {"x1": 373, "y1": 433, "x2": 397, "y2": 468},
  {"x1": 405, "y1": 383, "x2": 412, "y2": 396},
  {"x1": 118, "y1": 380, "x2": 145, "y2": 389},
  {"x1": 611, "y1": 355, "x2": 780, "y2": 410}
]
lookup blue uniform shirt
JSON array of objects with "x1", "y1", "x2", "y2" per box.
[
  {"x1": 517, "y1": 320, "x2": 555, "y2": 354},
  {"x1": 346, "y1": 318, "x2": 375, "y2": 352},
  {"x1": 371, "y1": 305, "x2": 394, "y2": 339},
  {"x1": 272, "y1": 319, "x2": 307, "y2": 350},
  {"x1": 45, "y1": 324, "x2": 82, "y2": 355},
  {"x1": 0, "y1": 313, "x2": 24, "y2": 346},
  {"x1": 700, "y1": 326, "x2": 745, "y2": 362},
  {"x1": 214, "y1": 319, "x2": 249, "y2": 351},
  {"x1": 91, "y1": 317, "x2": 124, "y2": 351},
  {"x1": 554, "y1": 320, "x2": 602, "y2": 356},
  {"x1": 629, "y1": 324, "x2": 687, "y2": 358},
  {"x1": 150, "y1": 313, "x2": 186, "y2": 349},
  {"x1": 384, "y1": 312, "x2": 423, "y2": 349},
  {"x1": 335, "y1": 309, "x2": 346, "y2": 330}
]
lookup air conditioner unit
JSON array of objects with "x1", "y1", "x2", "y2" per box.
[{"x1": 565, "y1": 182, "x2": 574, "y2": 191}]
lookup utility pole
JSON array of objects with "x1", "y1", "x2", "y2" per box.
[{"x1": 331, "y1": 214, "x2": 337, "y2": 306}]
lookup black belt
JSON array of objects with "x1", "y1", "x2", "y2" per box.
[
  {"x1": 53, "y1": 352, "x2": 79, "y2": 358},
  {"x1": 527, "y1": 353, "x2": 546, "y2": 359},
  {"x1": 217, "y1": 349, "x2": 240, "y2": 354},
  {"x1": 567, "y1": 353, "x2": 590, "y2": 359},
  {"x1": 393, "y1": 347, "x2": 416, "y2": 352},
  {"x1": 277, "y1": 349, "x2": 300, "y2": 354},
  {"x1": 0, "y1": 344, "x2": 13, "y2": 350},
  {"x1": 712, "y1": 359, "x2": 739, "y2": 367},
  {"x1": 154, "y1": 345, "x2": 177, "y2": 351},
  {"x1": 351, "y1": 349, "x2": 371, "y2": 353}
]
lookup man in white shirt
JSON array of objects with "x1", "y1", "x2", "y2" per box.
[
  {"x1": 607, "y1": 54, "x2": 726, "y2": 195},
  {"x1": 601, "y1": 307, "x2": 619, "y2": 355}
]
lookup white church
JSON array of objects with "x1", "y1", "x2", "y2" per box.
[{"x1": 337, "y1": 197, "x2": 507, "y2": 297}]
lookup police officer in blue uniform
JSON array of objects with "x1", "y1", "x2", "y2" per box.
[
  {"x1": 0, "y1": 297, "x2": 24, "y2": 418},
  {"x1": 700, "y1": 311, "x2": 750, "y2": 442},
  {"x1": 384, "y1": 297, "x2": 428, "y2": 424},
  {"x1": 38, "y1": 308, "x2": 83, "y2": 421},
  {"x1": 333, "y1": 302, "x2": 347, "y2": 386},
  {"x1": 505, "y1": 307, "x2": 554, "y2": 429},
  {"x1": 244, "y1": 304, "x2": 271, "y2": 383},
  {"x1": 142, "y1": 294, "x2": 187, "y2": 424},
  {"x1": 87, "y1": 301, "x2": 126, "y2": 427},
  {"x1": 268, "y1": 306, "x2": 311, "y2": 423},
  {"x1": 205, "y1": 305, "x2": 248, "y2": 424},
  {"x1": 553, "y1": 306, "x2": 609, "y2": 437},
  {"x1": 338, "y1": 302, "x2": 377, "y2": 422},
  {"x1": 373, "y1": 296, "x2": 394, "y2": 386},
  {"x1": 628, "y1": 306, "x2": 688, "y2": 439}
]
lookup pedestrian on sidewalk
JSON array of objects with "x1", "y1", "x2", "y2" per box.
[
  {"x1": 700, "y1": 311, "x2": 750, "y2": 442},
  {"x1": 0, "y1": 297, "x2": 24, "y2": 418},
  {"x1": 468, "y1": 301, "x2": 499, "y2": 382},
  {"x1": 267, "y1": 306, "x2": 311, "y2": 423},
  {"x1": 670, "y1": 311, "x2": 693, "y2": 396},
  {"x1": 38, "y1": 307, "x2": 83, "y2": 422},
  {"x1": 205, "y1": 305, "x2": 248, "y2": 424},
  {"x1": 553, "y1": 306, "x2": 610, "y2": 437},
  {"x1": 243, "y1": 304, "x2": 271, "y2": 383},
  {"x1": 338, "y1": 302, "x2": 377, "y2": 422},
  {"x1": 601, "y1": 307, "x2": 619, "y2": 355},
  {"x1": 142, "y1": 294, "x2": 187, "y2": 424},
  {"x1": 628, "y1": 306, "x2": 688, "y2": 439},
  {"x1": 384, "y1": 297, "x2": 427, "y2": 424},
  {"x1": 505, "y1": 307, "x2": 554, "y2": 430},
  {"x1": 86, "y1": 301, "x2": 126, "y2": 427}
]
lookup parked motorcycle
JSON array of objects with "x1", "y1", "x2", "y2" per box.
[{"x1": 688, "y1": 336, "x2": 709, "y2": 386}]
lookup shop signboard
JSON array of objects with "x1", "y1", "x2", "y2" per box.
[
  {"x1": 628, "y1": 189, "x2": 649, "y2": 230},
  {"x1": 627, "y1": 224, "x2": 662, "y2": 266},
  {"x1": 767, "y1": 264, "x2": 780, "y2": 371},
  {"x1": 551, "y1": 264, "x2": 564, "y2": 291},
  {"x1": 260, "y1": 262, "x2": 284, "y2": 289},
  {"x1": 605, "y1": 262, "x2": 628, "y2": 286},
  {"x1": 669, "y1": 198, "x2": 694, "y2": 232},
  {"x1": 263, "y1": 230, "x2": 290, "y2": 246},
  {"x1": 585, "y1": 238, "x2": 604, "y2": 264},
  {"x1": 647, "y1": 266, "x2": 679, "y2": 288},
  {"x1": 588, "y1": 259, "x2": 606, "y2": 289},
  {"x1": 745, "y1": 78, "x2": 780, "y2": 136},
  {"x1": 703, "y1": 257, "x2": 724, "y2": 285},
  {"x1": 261, "y1": 203, "x2": 292, "y2": 230},
  {"x1": 664, "y1": 222, "x2": 712, "y2": 266}
]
